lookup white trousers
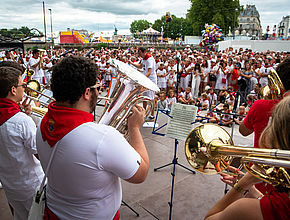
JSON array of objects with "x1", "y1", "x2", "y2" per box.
[
  {"x1": 191, "y1": 76, "x2": 200, "y2": 98},
  {"x1": 6, "y1": 196, "x2": 33, "y2": 220}
]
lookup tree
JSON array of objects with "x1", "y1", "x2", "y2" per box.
[
  {"x1": 187, "y1": 0, "x2": 242, "y2": 36},
  {"x1": 152, "y1": 15, "x2": 193, "y2": 40},
  {"x1": 0, "y1": 26, "x2": 40, "y2": 39},
  {"x1": 130, "y1": 20, "x2": 152, "y2": 35}
]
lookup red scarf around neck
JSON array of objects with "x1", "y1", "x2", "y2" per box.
[
  {"x1": 0, "y1": 98, "x2": 21, "y2": 126},
  {"x1": 40, "y1": 101, "x2": 94, "y2": 147},
  {"x1": 143, "y1": 52, "x2": 152, "y2": 60}
]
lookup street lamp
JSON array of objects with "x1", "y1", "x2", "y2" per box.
[
  {"x1": 48, "y1": 8, "x2": 54, "y2": 47},
  {"x1": 233, "y1": 8, "x2": 239, "y2": 40},
  {"x1": 42, "y1": 1, "x2": 47, "y2": 49}
]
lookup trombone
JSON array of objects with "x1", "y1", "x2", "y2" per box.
[
  {"x1": 185, "y1": 124, "x2": 290, "y2": 188},
  {"x1": 24, "y1": 80, "x2": 54, "y2": 117}
]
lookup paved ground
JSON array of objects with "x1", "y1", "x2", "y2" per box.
[{"x1": 0, "y1": 106, "x2": 254, "y2": 220}]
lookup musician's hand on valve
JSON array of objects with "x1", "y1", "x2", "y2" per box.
[
  {"x1": 22, "y1": 97, "x2": 32, "y2": 115},
  {"x1": 128, "y1": 105, "x2": 145, "y2": 130},
  {"x1": 220, "y1": 166, "x2": 244, "y2": 187}
]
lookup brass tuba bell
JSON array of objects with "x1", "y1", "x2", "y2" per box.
[
  {"x1": 258, "y1": 69, "x2": 285, "y2": 100},
  {"x1": 98, "y1": 59, "x2": 160, "y2": 137}
]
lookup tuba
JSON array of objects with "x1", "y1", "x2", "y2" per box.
[
  {"x1": 185, "y1": 124, "x2": 290, "y2": 188},
  {"x1": 98, "y1": 59, "x2": 160, "y2": 137},
  {"x1": 258, "y1": 69, "x2": 285, "y2": 100}
]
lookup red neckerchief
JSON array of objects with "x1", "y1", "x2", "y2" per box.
[
  {"x1": 32, "y1": 56, "x2": 38, "y2": 59},
  {"x1": 265, "y1": 65, "x2": 271, "y2": 68},
  {"x1": 143, "y1": 52, "x2": 152, "y2": 60},
  {"x1": 40, "y1": 101, "x2": 94, "y2": 147},
  {"x1": 0, "y1": 98, "x2": 21, "y2": 126}
]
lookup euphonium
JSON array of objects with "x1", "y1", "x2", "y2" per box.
[
  {"x1": 98, "y1": 59, "x2": 160, "y2": 137},
  {"x1": 258, "y1": 69, "x2": 285, "y2": 100},
  {"x1": 185, "y1": 124, "x2": 290, "y2": 188}
]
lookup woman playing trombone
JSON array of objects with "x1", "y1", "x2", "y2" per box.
[{"x1": 205, "y1": 96, "x2": 290, "y2": 220}]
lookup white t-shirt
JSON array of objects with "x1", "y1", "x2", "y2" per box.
[
  {"x1": 43, "y1": 62, "x2": 53, "y2": 77},
  {"x1": 29, "y1": 56, "x2": 44, "y2": 79},
  {"x1": 141, "y1": 56, "x2": 157, "y2": 84},
  {"x1": 0, "y1": 112, "x2": 44, "y2": 201},
  {"x1": 36, "y1": 122, "x2": 141, "y2": 220},
  {"x1": 208, "y1": 93, "x2": 217, "y2": 105}
]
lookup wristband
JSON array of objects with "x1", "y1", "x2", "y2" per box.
[{"x1": 233, "y1": 181, "x2": 249, "y2": 196}]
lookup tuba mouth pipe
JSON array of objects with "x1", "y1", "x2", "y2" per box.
[{"x1": 185, "y1": 124, "x2": 290, "y2": 188}]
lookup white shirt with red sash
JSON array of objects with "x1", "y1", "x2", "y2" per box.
[{"x1": 36, "y1": 121, "x2": 140, "y2": 219}]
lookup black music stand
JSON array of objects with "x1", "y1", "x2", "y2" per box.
[
  {"x1": 122, "y1": 200, "x2": 139, "y2": 217},
  {"x1": 154, "y1": 138, "x2": 195, "y2": 220},
  {"x1": 153, "y1": 104, "x2": 196, "y2": 220}
]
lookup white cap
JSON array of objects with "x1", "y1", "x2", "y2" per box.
[{"x1": 205, "y1": 85, "x2": 210, "y2": 91}]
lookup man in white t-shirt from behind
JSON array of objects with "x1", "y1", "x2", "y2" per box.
[
  {"x1": 36, "y1": 56, "x2": 149, "y2": 220},
  {"x1": 130, "y1": 47, "x2": 157, "y2": 120}
]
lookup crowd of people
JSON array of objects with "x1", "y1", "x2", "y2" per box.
[
  {"x1": 2, "y1": 46, "x2": 289, "y2": 120},
  {"x1": 0, "y1": 46, "x2": 289, "y2": 220}
]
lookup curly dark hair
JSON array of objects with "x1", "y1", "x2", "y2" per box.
[
  {"x1": 0, "y1": 61, "x2": 25, "y2": 74},
  {"x1": 276, "y1": 57, "x2": 290, "y2": 91},
  {"x1": 51, "y1": 56, "x2": 99, "y2": 105},
  {"x1": 0, "y1": 67, "x2": 22, "y2": 98}
]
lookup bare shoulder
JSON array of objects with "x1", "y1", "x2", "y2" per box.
[{"x1": 205, "y1": 198, "x2": 263, "y2": 220}]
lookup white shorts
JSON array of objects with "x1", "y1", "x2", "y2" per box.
[{"x1": 157, "y1": 81, "x2": 167, "y2": 89}]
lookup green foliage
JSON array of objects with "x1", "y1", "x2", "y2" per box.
[
  {"x1": 152, "y1": 15, "x2": 193, "y2": 39},
  {"x1": 31, "y1": 46, "x2": 39, "y2": 50},
  {"x1": 187, "y1": 0, "x2": 242, "y2": 35},
  {"x1": 0, "y1": 26, "x2": 38, "y2": 39},
  {"x1": 130, "y1": 20, "x2": 152, "y2": 34},
  {"x1": 96, "y1": 43, "x2": 108, "y2": 50}
]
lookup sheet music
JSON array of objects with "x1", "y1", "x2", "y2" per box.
[
  {"x1": 38, "y1": 89, "x2": 53, "y2": 105},
  {"x1": 165, "y1": 103, "x2": 198, "y2": 141}
]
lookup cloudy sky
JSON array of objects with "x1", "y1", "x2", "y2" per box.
[{"x1": 0, "y1": 0, "x2": 289, "y2": 35}]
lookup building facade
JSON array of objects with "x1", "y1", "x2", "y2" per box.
[
  {"x1": 278, "y1": 16, "x2": 290, "y2": 38},
  {"x1": 235, "y1": 5, "x2": 263, "y2": 39}
]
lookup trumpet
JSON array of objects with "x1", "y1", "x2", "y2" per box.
[
  {"x1": 185, "y1": 124, "x2": 290, "y2": 188},
  {"x1": 23, "y1": 68, "x2": 35, "y2": 82},
  {"x1": 38, "y1": 49, "x2": 46, "y2": 69},
  {"x1": 98, "y1": 59, "x2": 159, "y2": 137}
]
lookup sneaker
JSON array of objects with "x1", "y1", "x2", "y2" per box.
[{"x1": 0, "y1": 182, "x2": 2, "y2": 189}]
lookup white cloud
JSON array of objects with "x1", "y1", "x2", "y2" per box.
[{"x1": 0, "y1": 0, "x2": 288, "y2": 35}]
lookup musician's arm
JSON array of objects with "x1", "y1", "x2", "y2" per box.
[
  {"x1": 130, "y1": 62, "x2": 143, "y2": 69},
  {"x1": 126, "y1": 106, "x2": 149, "y2": 184},
  {"x1": 239, "y1": 122, "x2": 253, "y2": 136},
  {"x1": 205, "y1": 172, "x2": 263, "y2": 220},
  {"x1": 146, "y1": 68, "x2": 152, "y2": 77}
]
